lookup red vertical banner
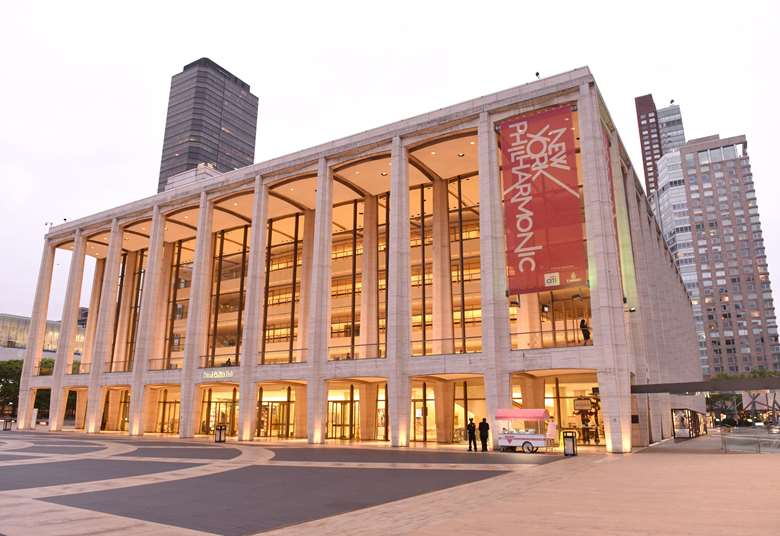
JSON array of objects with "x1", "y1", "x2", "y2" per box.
[{"x1": 499, "y1": 105, "x2": 588, "y2": 294}]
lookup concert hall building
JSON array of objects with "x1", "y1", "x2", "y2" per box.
[{"x1": 17, "y1": 67, "x2": 703, "y2": 452}]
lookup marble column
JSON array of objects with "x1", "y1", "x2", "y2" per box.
[
  {"x1": 431, "y1": 178, "x2": 454, "y2": 354},
  {"x1": 180, "y1": 192, "x2": 215, "y2": 438},
  {"x1": 238, "y1": 177, "x2": 268, "y2": 441},
  {"x1": 49, "y1": 231, "x2": 87, "y2": 431},
  {"x1": 142, "y1": 387, "x2": 159, "y2": 433},
  {"x1": 17, "y1": 239, "x2": 55, "y2": 430},
  {"x1": 387, "y1": 136, "x2": 411, "y2": 447},
  {"x1": 359, "y1": 195, "x2": 379, "y2": 358},
  {"x1": 578, "y1": 82, "x2": 632, "y2": 453},
  {"x1": 517, "y1": 374, "x2": 545, "y2": 408},
  {"x1": 433, "y1": 381, "x2": 454, "y2": 443},
  {"x1": 513, "y1": 294, "x2": 541, "y2": 349},
  {"x1": 306, "y1": 157, "x2": 333, "y2": 444},
  {"x1": 129, "y1": 205, "x2": 166, "y2": 436},
  {"x1": 358, "y1": 382, "x2": 378, "y2": 440},
  {"x1": 293, "y1": 384, "x2": 307, "y2": 438},
  {"x1": 86, "y1": 219, "x2": 123, "y2": 433},
  {"x1": 297, "y1": 209, "x2": 316, "y2": 361},
  {"x1": 74, "y1": 390, "x2": 88, "y2": 429},
  {"x1": 478, "y1": 112, "x2": 512, "y2": 448}
]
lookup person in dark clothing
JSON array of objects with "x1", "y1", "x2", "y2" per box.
[
  {"x1": 466, "y1": 417, "x2": 477, "y2": 451},
  {"x1": 579, "y1": 319, "x2": 591, "y2": 345},
  {"x1": 478, "y1": 418, "x2": 490, "y2": 452}
]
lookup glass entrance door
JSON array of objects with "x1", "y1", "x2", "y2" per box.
[
  {"x1": 256, "y1": 401, "x2": 295, "y2": 438},
  {"x1": 156, "y1": 400, "x2": 180, "y2": 434},
  {"x1": 328, "y1": 400, "x2": 359, "y2": 439},
  {"x1": 199, "y1": 387, "x2": 239, "y2": 436},
  {"x1": 410, "y1": 399, "x2": 436, "y2": 442}
]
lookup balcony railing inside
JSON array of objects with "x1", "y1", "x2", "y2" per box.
[
  {"x1": 258, "y1": 348, "x2": 307, "y2": 365},
  {"x1": 33, "y1": 364, "x2": 54, "y2": 376},
  {"x1": 328, "y1": 343, "x2": 386, "y2": 361},
  {"x1": 147, "y1": 357, "x2": 184, "y2": 371},
  {"x1": 200, "y1": 353, "x2": 240, "y2": 369},
  {"x1": 67, "y1": 362, "x2": 91, "y2": 375},
  {"x1": 103, "y1": 360, "x2": 132, "y2": 373},
  {"x1": 411, "y1": 336, "x2": 482, "y2": 357},
  {"x1": 510, "y1": 328, "x2": 590, "y2": 350}
]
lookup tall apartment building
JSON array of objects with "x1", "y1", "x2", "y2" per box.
[
  {"x1": 678, "y1": 135, "x2": 778, "y2": 376},
  {"x1": 634, "y1": 94, "x2": 686, "y2": 195},
  {"x1": 157, "y1": 58, "x2": 259, "y2": 192},
  {"x1": 657, "y1": 105, "x2": 685, "y2": 155},
  {"x1": 655, "y1": 152, "x2": 704, "y2": 370}
]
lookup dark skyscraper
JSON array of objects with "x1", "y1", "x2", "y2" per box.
[
  {"x1": 157, "y1": 58, "x2": 259, "y2": 192},
  {"x1": 634, "y1": 94, "x2": 662, "y2": 195}
]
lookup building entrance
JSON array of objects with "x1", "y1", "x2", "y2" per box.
[
  {"x1": 100, "y1": 388, "x2": 130, "y2": 432},
  {"x1": 257, "y1": 401, "x2": 294, "y2": 438},
  {"x1": 410, "y1": 381, "x2": 436, "y2": 442},
  {"x1": 199, "y1": 386, "x2": 238, "y2": 436},
  {"x1": 155, "y1": 393, "x2": 180, "y2": 434},
  {"x1": 328, "y1": 400, "x2": 359, "y2": 440}
]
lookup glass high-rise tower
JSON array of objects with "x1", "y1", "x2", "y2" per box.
[{"x1": 157, "y1": 58, "x2": 259, "y2": 192}]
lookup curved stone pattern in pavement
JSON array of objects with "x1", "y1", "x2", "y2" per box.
[{"x1": 0, "y1": 431, "x2": 518, "y2": 535}]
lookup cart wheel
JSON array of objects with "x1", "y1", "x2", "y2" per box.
[{"x1": 522, "y1": 441, "x2": 534, "y2": 453}]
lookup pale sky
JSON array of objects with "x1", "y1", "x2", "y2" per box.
[{"x1": 1, "y1": 0, "x2": 778, "y2": 320}]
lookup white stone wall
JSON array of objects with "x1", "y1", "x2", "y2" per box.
[{"x1": 17, "y1": 67, "x2": 702, "y2": 451}]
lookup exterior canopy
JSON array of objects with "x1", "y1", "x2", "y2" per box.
[{"x1": 495, "y1": 408, "x2": 549, "y2": 420}]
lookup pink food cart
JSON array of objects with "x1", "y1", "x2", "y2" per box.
[{"x1": 495, "y1": 408, "x2": 557, "y2": 453}]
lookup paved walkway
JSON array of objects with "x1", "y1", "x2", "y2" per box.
[
  {"x1": 271, "y1": 434, "x2": 780, "y2": 536},
  {"x1": 0, "y1": 431, "x2": 777, "y2": 535}
]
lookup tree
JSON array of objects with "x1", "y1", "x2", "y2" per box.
[
  {"x1": 0, "y1": 359, "x2": 23, "y2": 416},
  {"x1": 712, "y1": 369, "x2": 780, "y2": 380}
]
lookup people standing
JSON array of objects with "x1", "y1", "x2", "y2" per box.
[
  {"x1": 467, "y1": 417, "x2": 477, "y2": 452},
  {"x1": 579, "y1": 319, "x2": 591, "y2": 345},
  {"x1": 478, "y1": 418, "x2": 490, "y2": 452}
]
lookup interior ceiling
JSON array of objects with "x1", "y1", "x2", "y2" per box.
[
  {"x1": 517, "y1": 369, "x2": 598, "y2": 378},
  {"x1": 55, "y1": 133, "x2": 480, "y2": 256},
  {"x1": 410, "y1": 134, "x2": 478, "y2": 180},
  {"x1": 165, "y1": 206, "x2": 199, "y2": 243}
]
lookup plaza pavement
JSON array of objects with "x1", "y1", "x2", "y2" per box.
[{"x1": 0, "y1": 430, "x2": 777, "y2": 535}]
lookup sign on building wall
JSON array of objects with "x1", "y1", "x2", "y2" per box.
[
  {"x1": 499, "y1": 104, "x2": 588, "y2": 294},
  {"x1": 202, "y1": 369, "x2": 235, "y2": 380}
]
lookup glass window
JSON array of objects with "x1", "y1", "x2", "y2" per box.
[{"x1": 710, "y1": 147, "x2": 723, "y2": 162}]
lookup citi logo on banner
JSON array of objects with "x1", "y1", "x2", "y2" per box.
[{"x1": 499, "y1": 105, "x2": 588, "y2": 295}]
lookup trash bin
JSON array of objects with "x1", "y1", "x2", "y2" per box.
[
  {"x1": 563, "y1": 430, "x2": 577, "y2": 456},
  {"x1": 215, "y1": 424, "x2": 227, "y2": 443}
]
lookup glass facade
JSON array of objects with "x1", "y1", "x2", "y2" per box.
[
  {"x1": 261, "y1": 213, "x2": 305, "y2": 364},
  {"x1": 204, "y1": 226, "x2": 249, "y2": 368},
  {"x1": 1, "y1": 314, "x2": 86, "y2": 366},
  {"x1": 158, "y1": 238, "x2": 195, "y2": 370}
]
